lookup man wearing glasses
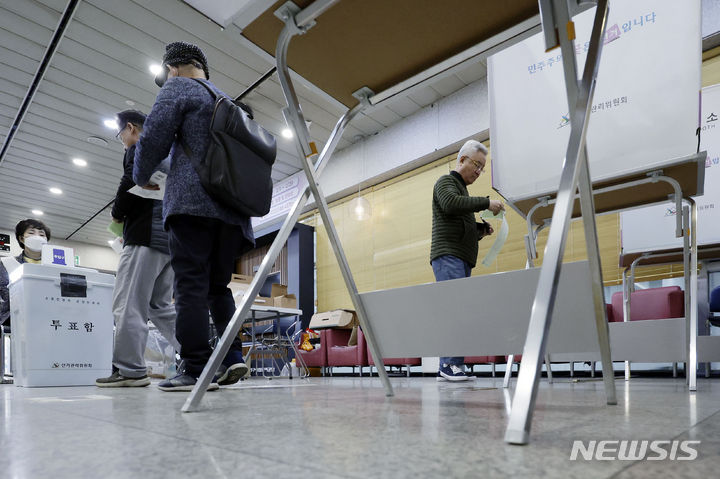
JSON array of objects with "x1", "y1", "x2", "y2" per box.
[
  {"x1": 96, "y1": 110, "x2": 179, "y2": 388},
  {"x1": 430, "y1": 139, "x2": 505, "y2": 381}
]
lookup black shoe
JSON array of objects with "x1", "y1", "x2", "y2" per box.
[
  {"x1": 96, "y1": 371, "x2": 150, "y2": 388},
  {"x1": 215, "y1": 362, "x2": 249, "y2": 386},
  {"x1": 158, "y1": 373, "x2": 219, "y2": 392}
]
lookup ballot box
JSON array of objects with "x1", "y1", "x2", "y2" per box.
[{"x1": 8, "y1": 263, "x2": 115, "y2": 387}]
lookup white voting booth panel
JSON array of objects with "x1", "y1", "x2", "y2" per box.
[
  {"x1": 359, "y1": 261, "x2": 600, "y2": 358},
  {"x1": 488, "y1": 0, "x2": 700, "y2": 202},
  {"x1": 9, "y1": 263, "x2": 114, "y2": 387},
  {"x1": 621, "y1": 84, "x2": 720, "y2": 253}
]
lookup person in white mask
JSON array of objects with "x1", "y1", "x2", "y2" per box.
[{"x1": 0, "y1": 219, "x2": 51, "y2": 326}]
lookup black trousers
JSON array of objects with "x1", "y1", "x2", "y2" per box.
[{"x1": 167, "y1": 215, "x2": 245, "y2": 376}]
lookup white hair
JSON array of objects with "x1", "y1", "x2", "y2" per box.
[{"x1": 457, "y1": 140, "x2": 488, "y2": 163}]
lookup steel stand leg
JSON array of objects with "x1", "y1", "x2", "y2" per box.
[
  {"x1": 504, "y1": 0, "x2": 610, "y2": 445},
  {"x1": 683, "y1": 199, "x2": 698, "y2": 391},
  {"x1": 274, "y1": 2, "x2": 393, "y2": 397},
  {"x1": 503, "y1": 355, "x2": 514, "y2": 389}
]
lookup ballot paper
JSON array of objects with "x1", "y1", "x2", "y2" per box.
[
  {"x1": 129, "y1": 171, "x2": 166, "y2": 200},
  {"x1": 107, "y1": 221, "x2": 123, "y2": 238},
  {"x1": 479, "y1": 210, "x2": 509, "y2": 267}
]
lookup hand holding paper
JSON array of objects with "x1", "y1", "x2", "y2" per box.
[{"x1": 480, "y1": 210, "x2": 509, "y2": 267}]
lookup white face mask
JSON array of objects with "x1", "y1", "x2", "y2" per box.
[{"x1": 24, "y1": 235, "x2": 48, "y2": 252}]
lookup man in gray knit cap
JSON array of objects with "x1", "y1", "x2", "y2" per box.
[{"x1": 134, "y1": 42, "x2": 255, "y2": 391}]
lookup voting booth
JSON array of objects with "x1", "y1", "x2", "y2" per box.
[{"x1": 9, "y1": 263, "x2": 114, "y2": 387}]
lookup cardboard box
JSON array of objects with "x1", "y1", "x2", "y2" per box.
[
  {"x1": 273, "y1": 294, "x2": 297, "y2": 309},
  {"x1": 309, "y1": 309, "x2": 358, "y2": 329},
  {"x1": 228, "y1": 276, "x2": 294, "y2": 308},
  {"x1": 270, "y1": 283, "x2": 287, "y2": 297}
]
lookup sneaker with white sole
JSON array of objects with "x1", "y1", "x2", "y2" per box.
[
  {"x1": 96, "y1": 371, "x2": 151, "y2": 388},
  {"x1": 158, "y1": 373, "x2": 219, "y2": 392},
  {"x1": 438, "y1": 364, "x2": 470, "y2": 382}
]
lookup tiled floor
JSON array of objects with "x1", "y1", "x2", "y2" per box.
[{"x1": 1, "y1": 375, "x2": 719, "y2": 478}]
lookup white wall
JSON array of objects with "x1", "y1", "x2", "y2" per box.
[
  {"x1": 0, "y1": 227, "x2": 118, "y2": 273},
  {"x1": 254, "y1": 77, "x2": 491, "y2": 230}
]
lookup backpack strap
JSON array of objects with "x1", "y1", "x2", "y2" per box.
[{"x1": 191, "y1": 78, "x2": 218, "y2": 100}]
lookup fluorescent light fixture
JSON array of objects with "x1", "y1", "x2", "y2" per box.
[
  {"x1": 149, "y1": 64, "x2": 163, "y2": 76},
  {"x1": 281, "y1": 128, "x2": 293, "y2": 139},
  {"x1": 49, "y1": 187, "x2": 63, "y2": 195},
  {"x1": 31, "y1": 209, "x2": 43, "y2": 216},
  {"x1": 103, "y1": 119, "x2": 119, "y2": 130},
  {"x1": 72, "y1": 158, "x2": 87, "y2": 167}
]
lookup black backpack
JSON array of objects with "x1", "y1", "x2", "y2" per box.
[{"x1": 181, "y1": 78, "x2": 276, "y2": 217}]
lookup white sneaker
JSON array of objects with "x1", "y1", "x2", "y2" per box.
[{"x1": 438, "y1": 364, "x2": 470, "y2": 382}]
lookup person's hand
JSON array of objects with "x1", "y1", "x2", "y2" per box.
[
  {"x1": 488, "y1": 199, "x2": 505, "y2": 215},
  {"x1": 141, "y1": 183, "x2": 160, "y2": 191},
  {"x1": 112, "y1": 217, "x2": 122, "y2": 223},
  {"x1": 487, "y1": 224, "x2": 494, "y2": 236}
]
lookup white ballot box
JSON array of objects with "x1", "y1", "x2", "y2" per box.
[{"x1": 8, "y1": 263, "x2": 115, "y2": 387}]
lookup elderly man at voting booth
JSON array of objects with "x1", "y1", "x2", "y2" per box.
[{"x1": 430, "y1": 140, "x2": 504, "y2": 381}]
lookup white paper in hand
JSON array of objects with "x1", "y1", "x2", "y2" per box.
[
  {"x1": 480, "y1": 210, "x2": 509, "y2": 267},
  {"x1": 129, "y1": 171, "x2": 166, "y2": 200}
]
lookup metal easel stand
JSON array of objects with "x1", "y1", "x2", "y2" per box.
[
  {"x1": 620, "y1": 198, "x2": 698, "y2": 390},
  {"x1": 504, "y1": 0, "x2": 615, "y2": 445},
  {"x1": 181, "y1": 1, "x2": 394, "y2": 413},
  {"x1": 526, "y1": 175, "x2": 688, "y2": 384},
  {"x1": 273, "y1": 0, "x2": 394, "y2": 397}
]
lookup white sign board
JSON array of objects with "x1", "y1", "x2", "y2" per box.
[
  {"x1": 251, "y1": 172, "x2": 309, "y2": 230},
  {"x1": 489, "y1": 0, "x2": 701, "y2": 202},
  {"x1": 620, "y1": 84, "x2": 720, "y2": 253}
]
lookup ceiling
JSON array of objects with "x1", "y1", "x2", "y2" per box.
[{"x1": 0, "y1": 0, "x2": 491, "y2": 246}]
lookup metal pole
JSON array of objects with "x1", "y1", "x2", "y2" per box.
[
  {"x1": 273, "y1": 4, "x2": 394, "y2": 396},
  {"x1": 686, "y1": 198, "x2": 698, "y2": 391},
  {"x1": 622, "y1": 268, "x2": 631, "y2": 381},
  {"x1": 180, "y1": 90, "x2": 370, "y2": 414},
  {"x1": 505, "y1": 0, "x2": 609, "y2": 445}
]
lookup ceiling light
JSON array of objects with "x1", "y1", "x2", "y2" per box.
[
  {"x1": 72, "y1": 158, "x2": 87, "y2": 167},
  {"x1": 107, "y1": 240, "x2": 114, "y2": 245},
  {"x1": 49, "y1": 187, "x2": 63, "y2": 195},
  {"x1": 31, "y1": 209, "x2": 43, "y2": 216},
  {"x1": 103, "y1": 119, "x2": 119, "y2": 130},
  {"x1": 281, "y1": 128, "x2": 293, "y2": 139},
  {"x1": 349, "y1": 196, "x2": 372, "y2": 221},
  {"x1": 87, "y1": 136, "x2": 108, "y2": 146},
  {"x1": 125, "y1": 100, "x2": 136, "y2": 106},
  {"x1": 149, "y1": 64, "x2": 163, "y2": 76}
]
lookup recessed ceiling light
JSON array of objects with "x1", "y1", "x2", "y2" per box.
[
  {"x1": 107, "y1": 240, "x2": 114, "y2": 245},
  {"x1": 49, "y1": 187, "x2": 63, "y2": 195},
  {"x1": 125, "y1": 100, "x2": 136, "y2": 106},
  {"x1": 72, "y1": 158, "x2": 87, "y2": 167},
  {"x1": 31, "y1": 209, "x2": 43, "y2": 216},
  {"x1": 87, "y1": 136, "x2": 108, "y2": 146},
  {"x1": 281, "y1": 128, "x2": 293, "y2": 139},
  {"x1": 149, "y1": 64, "x2": 162, "y2": 76},
  {"x1": 103, "y1": 119, "x2": 119, "y2": 130}
]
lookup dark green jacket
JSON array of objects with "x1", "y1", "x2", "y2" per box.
[{"x1": 430, "y1": 171, "x2": 490, "y2": 268}]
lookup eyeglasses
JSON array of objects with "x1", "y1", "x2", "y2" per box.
[
  {"x1": 469, "y1": 158, "x2": 486, "y2": 173},
  {"x1": 115, "y1": 124, "x2": 127, "y2": 142}
]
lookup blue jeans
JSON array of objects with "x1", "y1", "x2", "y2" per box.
[{"x1": 431, "y1": 255, "x2": 471, "y2": 368}]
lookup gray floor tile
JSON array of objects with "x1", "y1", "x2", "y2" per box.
[{"x1": 2, "y1": 376, "x2": 719, "y2": 478}]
